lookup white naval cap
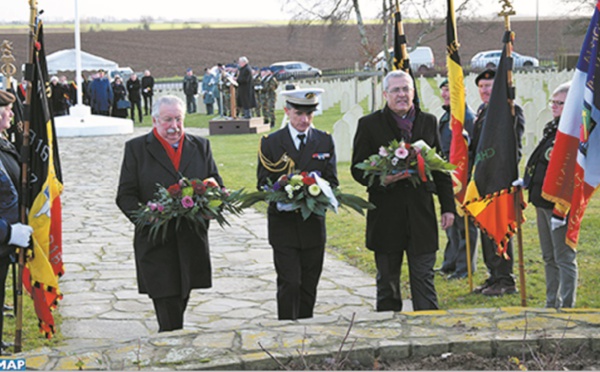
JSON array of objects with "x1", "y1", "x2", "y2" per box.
[{"x1": 281, "y1": 87, "x2": 324, "y2": 112}]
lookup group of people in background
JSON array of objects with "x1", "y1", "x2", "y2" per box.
[
  {"x1": 183, "y1": 56, "x2": 279, "y2": 127},
  {"x1": 48, "y1": 69, "x2": 155, "y2": 122}
]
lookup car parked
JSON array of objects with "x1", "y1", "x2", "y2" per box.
[
  {"x1": 470, "y1": 50, "x2": 539, "y2": 70},
  {"x1": 368, "y1": 46, "x2": 435, "y2": 73},
  {"x1": 269, "y1": 61, "x2": 322, "y2": 81},
  {"x1": 108, "y1": 67, "x2": 137, "y2": 81}
]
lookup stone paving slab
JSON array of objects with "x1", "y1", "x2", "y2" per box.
[{"x1": 12, "y1": 128, "x2": 600, "y2": 370}]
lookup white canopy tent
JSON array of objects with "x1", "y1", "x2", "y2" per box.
[{"x1": 46, "y1": 49, "x2": 118, "y2": 74}]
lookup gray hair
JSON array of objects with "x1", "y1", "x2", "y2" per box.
[
  {"x1": 239, "y1": 56, "x2": 249, "y2": 64},
  {"x1": 552, "y1": 82, "x2": 571, "y2": 96},
  {"x1": 383, "y1": 70, "x2": 414, "y2": 92},
  {"x1": 152, "y1": 95, "x2": 185, "y2": 119}
]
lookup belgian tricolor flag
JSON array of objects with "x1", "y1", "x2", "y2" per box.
[
  {"x1": 461, "y1": 31, "x2": 523, "y2": 257},
  {"x1": 23, "y1": 21, "x2": 64, "y2": 339},
  {"x1": 445, "y1": 0, "x2": 469, "y2": 205}
]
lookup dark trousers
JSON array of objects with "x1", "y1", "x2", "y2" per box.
[
  {"x1": 0, "y1": 260, "x2": 9, "y2": 354},
  {"x1": 481, "y1": 234, "x2": 515, "y2": 286},
  {"x1": 441, "y1": 215, "x2": 478, "y2": 276},
  {"x1": 152, "y1": 295, "x2": 189, "y2": 332},
  {"x1": 143, "y1": 95, "x2": 153, "y2": 116},
  {"x1": 242, "y1": 108, "x2": 252, "y2": 119},
  {"x1": 130, "y1": 99, "x2": 143, "y2": 123},
  {"x1": 186, "y1": 94, "x2": 197, "y2": 114},
  {"x1": 375, "y1": 251, "x2": 438, "y2": 312},
  {"x1": 272, "y1": 245, "x2": 325, "y2": 320}
]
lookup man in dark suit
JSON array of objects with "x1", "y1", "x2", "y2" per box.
[
  {"x1": 116, "y1": 95, "x2": 223, "y2": 332},
  {"x1": 236, "y1": 56, "x2": 257, "y2": 119},
  {"x1": 257, "y1": 87, "x2": 338, "y2": 320},
  {"x1": 351, "y1": 70, "x2": 455, "y2": 312}
]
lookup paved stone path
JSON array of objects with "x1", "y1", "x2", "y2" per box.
[
  {"x1": 16, "y1": 128, "x2": 600, "y2": 370},
  {"x1": 56, "y1": 127, "x2": 385, "y2": 343}
]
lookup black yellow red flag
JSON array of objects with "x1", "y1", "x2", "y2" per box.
[
  {"x1": 462, "y1": 33, "x2": 521, "y2": 257},
  {"x1": 24, "y1": 21, "x2": 64, "y2": 339},
  {"x1": 445, "y1": 0, "x2": 469, "y2": 205}
]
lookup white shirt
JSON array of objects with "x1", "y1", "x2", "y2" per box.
[{"x1": 287, "y1": 124, "x2": 313, "y2": 151}]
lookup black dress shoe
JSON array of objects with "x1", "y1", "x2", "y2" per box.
[
  {"x1": 3, "y1": 304, "x2": 13, "y2": 312},
  {"x1": 1, "y1": 341, "x2": 13, "y2": 350}
]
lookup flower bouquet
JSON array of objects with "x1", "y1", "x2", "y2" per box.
[
  {"x1": 241, "y1": 170, "x2": 374, "y2": 221},
  {"x1": 132, "y1": 177, "x2": 244, "y2": 241},
  {"x1": 354, "y1": 139, "x2": 456, "y2": 187}
]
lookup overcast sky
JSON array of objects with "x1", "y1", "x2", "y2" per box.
[{"x1": 0, "y1": 0, "x2": 582, "y2": 23}]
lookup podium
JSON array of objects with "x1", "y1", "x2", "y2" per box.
[{"x1": 209, "y1": 117, "x2": 271, "y2": 135}]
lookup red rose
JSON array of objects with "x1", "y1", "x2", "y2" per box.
[
  {"x1": 167, "y1": 184, "x2": 182, "y2": 197},
  {"x1": 302, "y1": 176, "x2": 316, "y2": 186},
  {"x1": 301, "y1": 171, "x2": 308, "y2": 177},
  {"x1": 193, "y1": 182, "x2": 207, "y2": 195}
]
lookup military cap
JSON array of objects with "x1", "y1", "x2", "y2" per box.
[
  {"x1": 281, "y1": 87, "x2": 324, "y2": 112},
  {"x1": 0, "y1": 90, "x2": 16, "y2": 107},
  {"x1": 260, "y1": 67, "x2": 270, "y2": 72},
  {"x1": 475, "y1": 69, "x2": 495, "y2": 85},
  {"x1": 439, "y1": 78, "x2": 448, "y2": 88}
]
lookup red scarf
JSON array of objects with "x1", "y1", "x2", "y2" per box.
[{"x1": 152, "y1": 127, "x2": 184, "y2": 171}]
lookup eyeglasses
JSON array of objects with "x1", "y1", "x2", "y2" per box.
[
  {"x1": 549, "y1": 100, "x2": 565, "y2": 107},
  {"x1": 387, "y1": 86, "x2": 413, "y2": 95}
]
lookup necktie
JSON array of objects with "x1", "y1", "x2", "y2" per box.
[{"x1": 297, "y1": 134, "x2": 306, "y2": 151}]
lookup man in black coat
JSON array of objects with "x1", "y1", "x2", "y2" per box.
[
  {"x1": 469, "y1": 69, "x2": 525, "y2": 297},
  {"x1": 257, "y1": 87, "x2": 337, "y2": 320},
  {"x1": 116, "y1": 95, "x2": 223, "y2": 332},
  {"x1": 183, "y1": 68, "x2": 198, "y2": 114},
  {"x1": 141, "y1": 69, "x2": 155, "y2": 116},
  {"x1": 126, "y1": 73, "x2": 143, "y2": 123},
  {"x1": 351, "y1": 70, "x2": 455, "y2": 312},
  {"x1": 236, "y1": 56, "x2": 257, "y2": 119}
]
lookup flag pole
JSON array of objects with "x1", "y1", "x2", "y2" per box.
[
  {"x1": 15, "y1": 0, "x2": 39, "y2": 353},
  {"x1": 465, "y1": 215, "x2": 473, "y2": 291},
  {"x1": 498, "y1": 0, "x2": 527, "y2": 307}
]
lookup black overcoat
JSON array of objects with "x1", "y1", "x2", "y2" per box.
[
  {"x1": 351, "y1": 106, "x2": 455, "y2": 254},
  {"x1": 116, "y1": 131, "x2": 223, "y2": 299},
  {"x1": 236, "y1": 64, "x2": 257, "y2": 110},
  {"x1": 257, "y1": 126, "x2": 338, "y2": 249}
]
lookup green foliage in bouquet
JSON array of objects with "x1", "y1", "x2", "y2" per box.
[
  {"x1": 354, "y1": 139, "x2": 456, "y2": 187},
  {"x1": 132, "y1": 177, "x2": 244, "y2": 241},
  {"x1": 241, "y1": 170, "x2": 374, "y2": 221}
]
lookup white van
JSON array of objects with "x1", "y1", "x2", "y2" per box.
[{"x1": 372, "y1": 46, "x2": 435, "y2": 73}]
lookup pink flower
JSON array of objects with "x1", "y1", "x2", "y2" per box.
[
  {"x1": 378, "y1": 146, "x2": 389, "y2": 157},
  {"x1": 395, "y1": 146, "x2": 409, "y2": 159},
  {"x1": 181, "y1": 196, "x2": 194, "y2": 209},
  {"x1": 148, "y1": 202, "x2": 157, "y2": 211},
  {"x1": 157, "y1": 204, "x2": 164, "y2": 212}
]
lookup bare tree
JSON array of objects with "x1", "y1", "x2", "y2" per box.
[
  {"x1": 140, "y1": 16, "x2": 153, "y2": 31},
  {"x1": 283, "y1": 0, "x2": 376, "y2": 64},
  {"x1": 282, "y1": 0, "x2": 481, "y2": 69}
]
